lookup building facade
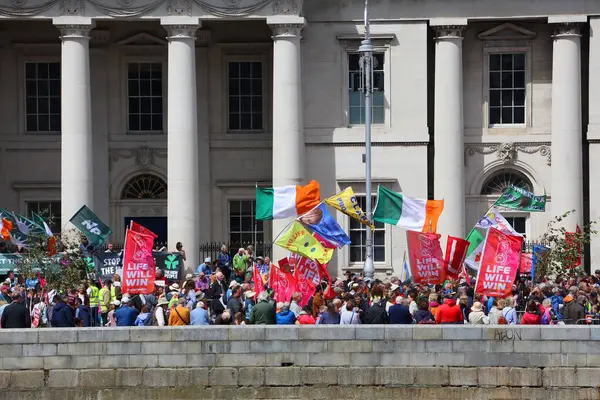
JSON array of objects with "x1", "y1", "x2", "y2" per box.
[{"x1": 0, "y1": 0, "x2": 599, "y2": 276}]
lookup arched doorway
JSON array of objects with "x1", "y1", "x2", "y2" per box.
[
  {"x1": 480, "y1": 169, "x2": 534, "y2": 236},
  {"x1": 121, "y1": 173, "x2": 168, "y2": 244}
]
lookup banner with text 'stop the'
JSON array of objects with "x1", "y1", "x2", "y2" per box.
[{"x1": 69, "y1": 205, "x2": 112, "y2": 246}]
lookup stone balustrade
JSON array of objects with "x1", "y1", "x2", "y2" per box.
[{"x1": 0, "y1": 325, "x2": 598, "y2": 399}]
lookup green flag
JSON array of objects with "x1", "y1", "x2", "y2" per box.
[
  {"x1": 494, "y1": 185, "x2": 546, "y2": 212},
  {"x1": 466, "y1": 228, "x2": 485, "y2": 255},
  {"x1": 32, "y1": 213, "x2": 54, "y2": 237},
  {"x1": 69, "y1": 205, "x2": 112, "y2": 246}
]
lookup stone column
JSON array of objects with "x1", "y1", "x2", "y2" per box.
[
  {"x1": 433, "y1": 24, "x2": 466, "y2": 237},
  {"x1": 267, "y1": 16, "x2": 305, "y2": 257},
  {"x1": 162, "y1": 17, "x2": 201, "y2": 270},
  {"x1": 54, "y1": 19, "x2": 95, "y2": 228},
  {"x1": 551, "y1": 22, "x2": 583, "y2": 228}
]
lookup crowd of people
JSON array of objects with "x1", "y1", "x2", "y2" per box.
[{"x1": 0, "y1": 242, "x2": 599, "y2": 328}]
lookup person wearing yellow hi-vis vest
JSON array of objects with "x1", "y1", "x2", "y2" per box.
[
  {"x1": 98, "y1": 280, "x2": 112, "y2": 326},
  {"x1": 88, "y1": 281, "x2": 100, "y2": 327}
]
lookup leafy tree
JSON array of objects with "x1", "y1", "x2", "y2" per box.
[
  {"x1": 533, "y1": 210, "x2": 597, "y2": 280},
  {"x1": 12, "y1": 214, "x2": 88, "y2": 293}
]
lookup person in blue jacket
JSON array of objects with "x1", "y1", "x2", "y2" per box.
[
  {"x1": 114, "y1": 297, "x2": 139, "y2": 326},
  {"x1": 276, "y1": 302, "x2": 297, "y2": 325},
  {"x1": 51, "y1": 295, "x2": 75, "y2": 327}
]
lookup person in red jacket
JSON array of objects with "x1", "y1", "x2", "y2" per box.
[
  {"x1": 435, "y1": 295, "x2": 464, "y2": 324},
  {"x1": 520, "y1": 300, "x2": 542, "y2": 325}
]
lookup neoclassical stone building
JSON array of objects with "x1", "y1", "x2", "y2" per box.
[{"x1": 0, "y1": 0, "x2": 599, "y2": 275}]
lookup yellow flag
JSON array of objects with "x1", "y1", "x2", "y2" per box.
[
  {"x1": 325, "y1": 187, "x2": 375, "y2": 229},
  {"x1": 275, "y1": 221, "x2": 334, "y2": 265}
]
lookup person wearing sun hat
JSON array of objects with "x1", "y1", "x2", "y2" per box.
[{"x1": 154, "y1": 296, "x2": 169, "y2": 326}]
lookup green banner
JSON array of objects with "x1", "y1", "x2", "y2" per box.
[
  {"x1": 0, "y1": 253, "x2": 20, "y2": 275},
  {"x1": 69, "y1": 205, "x2": 112, "y2": 246},
  {"x1": 494, "y1": 185, "x2": 546, "y2": 212}
]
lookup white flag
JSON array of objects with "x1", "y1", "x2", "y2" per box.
[{"x1": 475, "y1": 207, "x2": 522, "y2": 236}]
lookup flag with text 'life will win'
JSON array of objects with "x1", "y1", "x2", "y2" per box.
[
  {"x1": 406, "y1": 230, "x2": 446, "y2": 285},
  {"x1": 69, "y1": 205, "x2": 112, "y2": 246},
  {"x1": 121, "y1": 229, "x2": 156, "y2": 295},
  {"x1": 475, "y1": 228, "x2": 523, "y2": 298},
  {"x1": 373, "y1": 186, "x2": 444, "y2": 232}
]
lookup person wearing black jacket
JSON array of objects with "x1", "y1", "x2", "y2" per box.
[
  {"x1": 1, "y1": 292, "x2": 31, "y2": 328},
  {"x1": 51, "y1": 296, "x2": 76, "y2": 327},
  {"x1": 364, "y1": 298, "x2": 389, "y2": 324}
]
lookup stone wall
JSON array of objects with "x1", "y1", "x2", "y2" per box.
[{"x1": 0, "y1": 325, "x2": 598, "y2": 399}]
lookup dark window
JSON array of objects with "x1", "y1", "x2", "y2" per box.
[
  {"x1": 489, "y1": 53, "x2": 526, "y2": 125},
  {"x1": 25, "y1": 62, "x2": 61, "y2": 132},
  {"x1": 228, "y1": 61, "x2": 263, "y2": 131},
  {"x1": 26, "y1": 201, "x2": 61, "y2": 233},
  {"x1": 481, "y1": 169, "x2": 533, "y2": 195},
  {"x1": 349, "y1": 195, "x2": 385, "y2": 262},
  {"x1": 229, "y1": 200, "x2": 263, "y2": 245},
  {"x1": 121, "y1": 174, "x2": 167, "y2": 199},
  {"x1": 128, "y1": 63, "x2": 163, "y2": 132}
]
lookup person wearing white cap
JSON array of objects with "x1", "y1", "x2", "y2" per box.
[{"x1": 196, "y1": 257, "x2": 213, "y2": 276}]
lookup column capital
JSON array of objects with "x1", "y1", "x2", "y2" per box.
[
  {"x1": 161, "y1": 16, "x2": 201, "y2": 40},
  {"x1": 552, "y1": 22, "x2": 583, "y2": 38},
  {"x1": 53, "y1": 17, "x2": 95, "y2": 39},
  {"x1": 433, "y1": 25, "x2": 466, "y2": 40},
  {"x1": 267, "y1": 16, "x2": 305, "y2": 39}
]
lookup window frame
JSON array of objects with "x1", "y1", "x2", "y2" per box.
[
  {"x1": 337, "y1": 183, "x2": 392, "y2": 271},
  {"x1": 341, "y1": 43, "x2": 391, "y2": 128},
  {"x1": 348, "y1": 194, "x2": 387, "y2": 264},
  {"x1": 125, "y1": 61, "x2": 165, "y2": 134},
  {"x1": 121, "y1": 56, "x2": 167, "y2": 135},
  {"x1": 222, "y1": 54, "x2": 268, "y2": 135},
  {"x1": 500, "y1": 212, "x2": 530, "y2": 238},
  {"x1": 227, "y1": 199, "x2": 264, "y2": 246},
  {"x1": 18, "y1": 54, "x2": 61, "y2": 135},
  {"x1": 483, "y1": 46, "x2": 532, "y2": 131},
  {"x1": 24, "y1": 200, "x2": 61, "y2": 234}
]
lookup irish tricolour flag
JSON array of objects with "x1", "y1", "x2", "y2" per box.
[
  {"x1": 256, "y1": 181, "x2": 321, "y2": 221},
  {"x1": 373, "y1": 186, "x2": 444, "y2": 232}
]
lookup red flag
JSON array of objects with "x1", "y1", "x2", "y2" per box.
[
  {"x1": 252, "y1": 262, "x2": 265, "y2": 300},
  {"x1": 293, "y1": 268, "x2": 316, "y2": 308},
  {"x1": 475, "y1": 228, "x2": 523, "y2": 298},
  {"x1": 444, "y1": 236, "x2": 470, "y2": 280},
  {"x1": 46, "y1": 236, "x2": 57, "y2": 257},
  {"x1": 129, "y1": 220, "x2": 158, "y2": 239},
  {"x1": 269, "y1": 265, "x2": 297, "y2": 303},
  {"x1": 565, "y1": 224, "x2": 582, "y2": 268},
  {"x1": 407, "y1": 230, "x2": 446, "y2": 285},
  {"x1": 520, "y1": 253, "x2": 533, "y2": 274},
  {"x1": 290, "y1": 254, "x2": 321, "y2": 287},
  {"x1": 121, "y1": 229, "x2": 156, "y2": 295}
]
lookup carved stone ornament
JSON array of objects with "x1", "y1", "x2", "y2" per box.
[
  {"x1": 165, "y1": 24, "x2": 198, "y2": 38},
  {"x1": 434, "y1": 25, "x2": 465, "y2": 39},
  {"x1": 109, "y1": 147, "x2": 167, "y2": 170},
  {"x1": 57, "y1": 24, "x2": 94, "y2": 37},
  {"x1": 116, "y1": 0, "x2": 136, "y2": 6},
  {"x1": 60, "y1": 0, "x2": 85, "y2": 15},
  {"x1": 464, "y1": 142, "x2": 551, "y2": 166},
  {"x1": 221, "y1": 0, "x2": 242, "y2": 6},
  {"x1": 272, "y1": 0, "x2": 299, "y2": 15},
  {"x1": 167, "y1": 0, "x2": 191, "y2": 15},
  {"x1": 270, "y1": 23, "x2": 304, "y2": 38},
  {"x1": 553, "y1": 22, "x2": 582, "y2": 37},
  {"x1": 10, "y1": 0, "x2": 28, "y2": 6}
]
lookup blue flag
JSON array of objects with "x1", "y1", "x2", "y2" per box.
[
  {"x1": 303, "y1": 203, "x2": 351, "y2": 249},
  {"x1": 531, "y1": 244, "x2": 549, "y2": 282}
]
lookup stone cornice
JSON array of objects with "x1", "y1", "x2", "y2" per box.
[
  {"x1": 270, "y1": 23, "x2": 304, "y2": 38},
  {"x1": 0, "y1": 0, "x2": 299, "y2": 19}
]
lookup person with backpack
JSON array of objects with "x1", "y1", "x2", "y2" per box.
[
  {"x1": 134, "y1": 305, "x2": 152, "y2": 326},
  {"x1": 153, "y1": 296, "x2": 169, "y2": 326}
]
